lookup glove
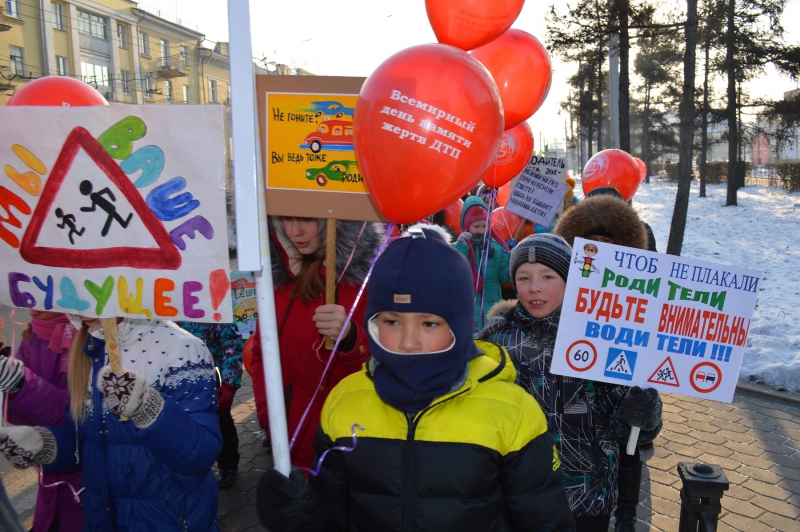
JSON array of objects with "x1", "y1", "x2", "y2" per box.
[
  {"x1": 257, "y1": 467, "x2": 316, "y2": 532},
  {"x1": 0, "y1": 426, "x2": 56, "y2": 469},
  {"x1": 614, "y1": 387, "x2": 663, "y2": 445},
  {"x1": 457, "y1": 232, "x2": 472, "y2": 244},
  {"x1": 217, "y1": 383, "x2": 237, "y2": 411},
  {"x1": 97, "y1": 366, "x2": 165, "y2": 429},
  {"x1": 0, "y1": 357, "x2": 25, "y2": 393}
]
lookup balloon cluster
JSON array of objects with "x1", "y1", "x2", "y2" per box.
[
  {"x1": 355, "y1": 0, "x2": 552, "y2": 224},
  {"x1": 581, "y1": 149, "x2": 648, "y2": 202}
]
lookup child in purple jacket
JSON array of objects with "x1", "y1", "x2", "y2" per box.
[{"x1": 0, "y1": 310, "x2": 84, "y2": 532}]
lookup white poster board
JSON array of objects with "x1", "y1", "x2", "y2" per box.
[
  {"x1": 527, "y1": 156, "x2": 568, "y2": 214},
  {"x1": 0, "y1": 106, "x2": 232, "y2": 322},
  {"x1": 506, "y1": 164, "x2": 569, "y2": 227},
  {"x1": 551, "y1": 238, "x2": 760, "y2": 403}
]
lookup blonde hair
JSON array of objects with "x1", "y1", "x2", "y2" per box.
[{"x1": 67, "y1": 325, "x2": 91, "y2": 423}]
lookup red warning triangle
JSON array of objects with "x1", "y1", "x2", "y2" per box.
[
  {"x1": 648, "y1": 357, "x2": 680, "y2": 387},
  {"x1": 20, "y1": 127, "x2": 181, "y2": 269}
]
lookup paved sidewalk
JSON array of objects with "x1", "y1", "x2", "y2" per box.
[{"x1": 5, "y1": 375, "x2": 800, "y2": 530}]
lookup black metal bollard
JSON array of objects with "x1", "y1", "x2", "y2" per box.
[{"x1": 678, "y1": 462, "x2": 730, "y2": 532}]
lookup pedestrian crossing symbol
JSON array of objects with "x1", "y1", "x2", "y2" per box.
[
  {"x1": 648, "y1": 357, "x2": 680, "y2": 387},
  {"x1": 604, "y1": 348, "x2": 637, "y2": 381}
]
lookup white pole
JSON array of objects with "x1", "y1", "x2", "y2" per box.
[
  {"x1": 609, "y1": 34, "x2": 620, "y2": 150},
  {"x1": 227, "y1": 0, "x2": 291, "y2": 476}
]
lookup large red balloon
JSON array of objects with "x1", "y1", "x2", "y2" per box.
[
  {"x1": 496, "y1": 181, "x2": 511, "y2": 207},
  {"x1": 492, "y1": 207, "x2": 533, "y2": 242},
  {"x1": 425, "y1": 0, "x2": 526, "y2": 51},
  {"x1": 444, "y1": 199, "x2": 464, "y2": 231},
  {"x1": 582, "y1": 149, "x2": 641, "y2": 202},
  {"x1": 7, "y1": 76, "x2": 109, "y2": 107},
  {"x1": 469, "y1": 29, "x2": 552, "y2": 130},
  {"x1": 483, "y1": 121, "x2": 534, "y2": 188},
  {"x1": 634, "y1": 157, "x2": 647, "y2": 183},
  {"x1": 355, "y1": 44, "x2": 504, "y2": 224}
]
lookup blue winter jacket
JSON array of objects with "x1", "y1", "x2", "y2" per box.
[{"x1": 45, "y1": 319, "x2": 222, "y2": 531}]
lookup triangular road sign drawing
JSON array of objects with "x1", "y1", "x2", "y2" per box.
[
  {"x1": 20, "y1": 127, "x2": 181, "y2": 270},
  {"x1": 648, "y1": 357, "x2": 680, "y2": 387}
]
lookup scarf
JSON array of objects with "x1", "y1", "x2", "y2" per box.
[{"x1": 30, "y1": 315, "x2": 76, "y2": 355}]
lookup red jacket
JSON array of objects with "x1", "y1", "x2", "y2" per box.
[{"x1": 250, "y1": 269, "x2": 371, "y2": 468}]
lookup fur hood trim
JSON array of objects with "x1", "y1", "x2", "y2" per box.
[
  {"x1": 404, "y1": 222, "x2": 453, "y2": 243},
  {"x1": 554, "y1": 195, "x2": 648, "y2": 250},
  {"x1": 487, "y1": 299, "x2": 518, "y2": 320},
  {"x1": 271, "y1": 217, "x2": 386, "y2": 288}
]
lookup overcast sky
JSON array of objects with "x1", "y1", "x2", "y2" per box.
[{"x1": 140, "y1": 0, "x2": 800, "y2": 154}]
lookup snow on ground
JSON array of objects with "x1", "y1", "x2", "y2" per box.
[{"x1": 604, "y1": 177, "x2": 800, "y2": 392}]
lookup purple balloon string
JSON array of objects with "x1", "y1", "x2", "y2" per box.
[
  {"x1": 300, "y1": 423, "x2": 364, "y2": 477},
  {"x1": 288, "y1": 224, "x2": 395, "y2": 452},
  {"x1": 473, "y1": 189, "x2": 497, "y2": 332},
  {"x1": 35, "y1": 465, "x2": 86, "y2": 504}
]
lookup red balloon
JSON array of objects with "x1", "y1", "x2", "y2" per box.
[
  {"x1": 425, "y1": 0, "x2": 526, "y2": 51},
  {"x1": 243, "y1": 335, "x2": 254, "y2": 376},
  {"x1": 469, "y1": 29, "x2": 552, "y2": 129},
  {"x1": 355, "y1": 44, "x2": 504, "y2": 224},
  {"x1": 496, "y1": 181, "x2": 511, "y2": 207},
  {"x1": 582, "y1": 149, "x2": 641, "y2": 202},
  {"x1": 444, "y1": 199, "x2": 464, "y2": 230},
  {"x1": 492, "y1": 207, "x2": 533, "y2": 241},
  {"x1": 634, "y1": 157, "x2": 647, "y2": 183},
  {"x1": 483, "y1": 121, "x2": 534, "y2": 188},
  {"x1": 7, "y1": 76, "x2": 109, "y2": 107}
]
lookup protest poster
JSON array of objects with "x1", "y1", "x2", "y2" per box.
[
  {"x1": 0, "y1": 106, "x2": 232, "y2": 322},
  {"x1": 505, "y1": 163, "x2": 570, "y2": 228},
  {"x1": 231, "y1": 272, "x2": 257, "y2": 339},
  {"x1": 257, "y1": 76, "x2": 384, "y2": 221},
  {"x1": 551, "y1": 238, "x2": 761, "y2": 402},
  {"x1": 526, "y1": 156, "x2": 568, "y2": 214}
]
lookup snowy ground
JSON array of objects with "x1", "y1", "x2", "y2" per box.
[{"x1": 595, "y1": 177, "x2": 800, "y2": 392}]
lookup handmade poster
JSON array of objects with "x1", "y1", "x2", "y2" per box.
[
  {"x1": 551, "y1": 238, "x2": 761, "y2": 403},
  {"x1": 505, "y1": 164, "x2": 569, "y2": 227},
  {"x1": 266, "y1": 93, "x2": 364, "y2": 193},
  {"x1": 527, "y1": 156, "x2": 567, "y2": 214},
  {"x1": 230, "y1": 272, "x2": 257, "y2": 339},
  {"x1": 0, "y1": 106, "x2": 232, "y2": 322}
]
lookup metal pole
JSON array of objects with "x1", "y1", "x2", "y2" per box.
[
  {"x1": 227, "y1": 0, "x2": 291, "y2": 476},
  {"x1": 609, "y1": 34, "x2": 620, "y2": 149}
]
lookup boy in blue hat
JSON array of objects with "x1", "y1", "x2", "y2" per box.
[{"x1": 256, "y1": 225, "x2": 575, "y2": 532}]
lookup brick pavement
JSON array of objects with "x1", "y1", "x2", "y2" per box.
[{"x1": 5, "y1": 375, "x2": 799, "y2": 530}]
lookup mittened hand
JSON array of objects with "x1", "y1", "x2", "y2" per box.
[
  {"x1": 217, "y1": 383, "x2": 237, "y2": 411},
  {"x1": 257, "y1": 467, "x2": 316, "y2": 532},
  {"x1": 457, "y1": 232, "x2": 472, "y2": 244},
  {"x1": 0, "y1": 357, "x2": 25, "y2": 393},
  {"x1": 0, "y1": 426, "x2": 56, "y2": 469},
  {"x1": 97, "y1": 366, "x2": 148, "y2": 418},
  {"x1": 619, "y1": 386, "x2": 662, "y2": 430}
]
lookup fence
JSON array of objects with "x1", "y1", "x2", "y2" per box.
[{"x1": 660, "y1": 161, "x2": 800, "y2": 192}]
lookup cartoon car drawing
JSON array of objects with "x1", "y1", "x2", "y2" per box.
[
  {"x1": 309, "y1": 101, "x2": 355, "y2": 121},
  {"x1": 306, "y1": 160, "x2": 359, "y2": 187},
  {"x1": 304, "y1": 120, "x2": 354, "y2": 153},
  {"x1": 233, "y1": 297, "x2": 258, "y2": 323}
]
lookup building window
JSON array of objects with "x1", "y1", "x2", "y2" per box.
[
  {"x1": 9, "y1": 45, "x2": 24, "y2": 76},
  {"x1": 180, "y1": 45, "x2": 188, "y2": 67},
  {"x1": 4, "y1": 1, "x2": 20, "y2": 19},
  {"x1": 163, "y1": 80, "x2": 172, "y2": 102},
  {"x1": 77, "y1": 10, "x2": 106, "y2": 40},
  {"x1": 209, "y1": 79, "x2": 218, "y2": 103},
  {"x1": 56, "y1": 56, "x2": 69, "y2": 76},
  {"x1": 143, "y1": 73, "x2": 153, "y2": 99},
  {"x1": 117, "y1": 24, "x2": 127, "y2": 49},
  {"x1": 120, "y1": 70, "x2": 130, "y2": 94},
  {"x1": 182, "y1": 85, "x2": 189, "y2": 103},
  {"x1": 139, "y1": 32, "x2": 150, "y2": 56},
  {"x1": 160, "y1": 39, "x2": 170, "y2": 67},
  {"x1": 51, "y1": 3, "x2": 65, "y2": 30},
  {"x1": 80, "y1": 61, "x2": 110, "y2": 87}
]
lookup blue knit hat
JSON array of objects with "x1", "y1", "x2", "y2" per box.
[{"x1": 366, "y1": 225, "x2": 482, "y2": 411}]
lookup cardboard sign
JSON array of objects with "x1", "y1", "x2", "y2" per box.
[
  {"x1": 230, "y1": 272, "x2": 257, "y2": 339},
  {"x1": 257, "y1": 76, "x2": 384, "y2": 222},
  {"x1": 505, "y1": 164, "x2": 569, "y2": 227},
  {"x1": 551, "y1": 238, "x2": 761, "y2": 402},
  {"x1": 527, "y1": 156, "x2": 568, "y2": 214},
  {"x1": 0, "y1": 106, "x2": 232, "y2": 322}
]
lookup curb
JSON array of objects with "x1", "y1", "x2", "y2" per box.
[{"x1": 735, "y1": 381, "x2": 800, "y2": 408}]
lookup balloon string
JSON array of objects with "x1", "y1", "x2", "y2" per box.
[
  {"x1": 34, "y1": 465, "x2": 86, "y2": 505},
  {"x1": 336, "y1": 222, "x2": 368, "y2": 286},
  {"x1": 299, "y1": 424, "x2": 364, "y2": 477},
  {"x1": 3, "y1": 309, "x2": 28, "y2": 427},
  {"x1": 289, "y1": 224, "x2": 394, "y2": 452},
  {"x1": 478, "y1": 190, "x2": 497, "y2": 330}
]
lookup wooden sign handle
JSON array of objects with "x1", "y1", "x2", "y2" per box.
[
  {"x1": 514, "y1": 219, "x2": 530, "y2": 241},
  {"x1": 325, "y1": 220, "x2": 337, "y2": 350},
  {"x1": 102, "y1": 318, "x2": 129, "y2": 421}
]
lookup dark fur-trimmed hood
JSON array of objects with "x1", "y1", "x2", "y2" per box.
[
  {"x1": 271, "y1": 217, "x2": 386, "y2": 288},
  {"x1": 487, "y1": 299, "x2": 517, "y2": 321},
  {"x1": 554, "y1": 195, "x2": 648, "y2": 250}
]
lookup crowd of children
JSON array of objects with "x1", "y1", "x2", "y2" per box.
[{"x1": 0, "y1": 182, "x2": 663, "y2": 531}]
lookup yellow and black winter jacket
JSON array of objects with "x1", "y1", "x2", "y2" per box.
[{"x1": 308, "y1": 340, "x2": 576, "y2": 532}]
